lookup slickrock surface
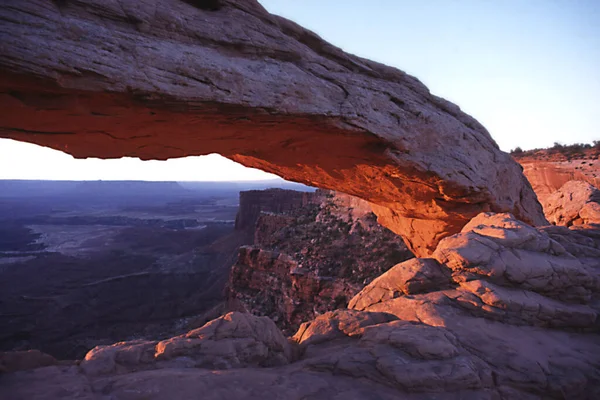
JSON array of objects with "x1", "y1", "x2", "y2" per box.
[
  {"x1": 3, "y1": 212, "x2": 599, "y2": 399},
  {"x1": 227, "y1": 189, "x2": 412, "y2": 333},
  {"x1": 346, "y1": 213, "x2": 600, "y2": 398},
  {"x1": 78, "y1": 312, "x2": 291, "y2": 376},
  {"x1": 0, "y1": 0, "x2": 546, "y2": 255},
  {"x1": 543, "y1": 180, "x2": 600, "y2": 226}
]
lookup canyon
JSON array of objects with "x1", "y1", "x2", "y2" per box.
[
  {"x1": 0, "y1": 180, "x2": 258, "y2": 359},
  {"x1": 0, "y1": 181, "x2": 409, "y2": 361},
  {"x1": 0, "y1": 0, "x2": 599, "y2": 399}
]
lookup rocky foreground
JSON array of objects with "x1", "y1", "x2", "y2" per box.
[{"x1": 2, "y1": 211, "x2": 599, "y2": 399}]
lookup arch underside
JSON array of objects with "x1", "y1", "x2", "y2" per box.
[{"x1": 0, "y1": 0, "x2": 546, "y2": 256}]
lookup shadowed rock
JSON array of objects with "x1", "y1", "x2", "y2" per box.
[
  {"x1": 0, "y1": 350, "x2": 57, "y2": 373},
  {"x1": 80, "y1": 312, "x2": 291, "y2": 376}
]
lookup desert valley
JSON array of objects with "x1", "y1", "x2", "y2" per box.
[{"x1": 0, "y1": 0, "x2": 599, "y2": 399}]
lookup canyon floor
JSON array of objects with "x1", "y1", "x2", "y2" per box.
[{"x1": 0, "y1": 180, "x2": 308, "y2": 359}]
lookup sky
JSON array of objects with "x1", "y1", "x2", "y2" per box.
[{"x1": 1, "y1": 0, "x2": 598, "y2": 181}]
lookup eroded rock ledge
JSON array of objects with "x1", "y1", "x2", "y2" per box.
[{"x1": 0, "y1": 0, "x2": 546, "y2": 255}]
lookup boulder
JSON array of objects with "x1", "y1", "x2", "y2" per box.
[
  {"x1": 434, "y1": 213, "x2": 599, "y2": 303},
  {"x1": 0, "y1": 350, "x2": 57, "y2": 373},
  {"x1": 348, "y1": 258, "x2": 451, "y2": 310},
  {"x1": 291, "y1": 309, "x2": 397, "y2": 347},
  {"x1": 544, "y1": 180, "x2": 600, "y2": 226},
  {"x1": 80, "y1": 312, "x2": 291, "y2": 375}
]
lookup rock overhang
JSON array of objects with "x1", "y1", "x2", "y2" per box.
[{"x1": 0, "y1": 0, "x2": 547, "y2": 256}]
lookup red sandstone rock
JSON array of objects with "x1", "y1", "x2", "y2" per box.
[
  {"x1": 291, "y1": 309, "x2": 397, "y2": 347},
  {"x1": 543, "y1": 180, "x2": 600, "y2": 226},
  {"x1": 227, "y1": 189, "x2": 412, "y2": 333},
  {"x1": 518, "y1": 159, "x2": 600, "y2": 207},
  {"x1": 348, "y1": 258, "x2": 451, "y2": 310},
  {"x1": 0, "y1": 0, "x2": 546, "y2": 255}
]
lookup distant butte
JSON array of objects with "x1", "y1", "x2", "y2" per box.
[{"x1": 0, "y1": 0, "x2": 546, "y2": 256}]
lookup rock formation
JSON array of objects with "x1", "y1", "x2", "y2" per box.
[
  {"x1": 234, "y1": 188, "x2": 315, "y2": 231},
  {"x1": 3, "y1": 213, "x2": 599, "y2": 399},
  {"x1": 543, "y1": 181, "x2": 600, "y2": 227},
  {"x1": 0, "y1": 0, "x2": 546, "y2": 255},
  {"x1": 0, "y1": 350, "x2": 58, "y2": 373},
  {"x1": 79, "y1": 312, "x2": 292, "y2": 376},
  {"x1": 2, "y1": 1, "x2": 598, "y2": 398},
  {"x1": 227, "y1": 189, "x2": 413, "y2": 333},
  {"x1": 514, "y1": 146, "x2": 600, "y2": 209},
  {"x1": 520, "y1": 161, "x2": 600, "y2": 207}
]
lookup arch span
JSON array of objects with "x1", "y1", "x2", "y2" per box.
[{"x1": 0, "y1": 0, "x2": 546, "y2": 256}]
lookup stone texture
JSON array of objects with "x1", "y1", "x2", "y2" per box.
[
  {"x1": 518, "y1": 158, "x2": 600, "y2": 208},
  {"x1": 345, "y1": 212, "x2": 600, "y2": 398},
  {"x1": 540, "y1": 224, "x2": 600, "y2": 261},
  {"x1": 80, "y1": 312, "x2": 291, "y2": 376},
  {"x1": 291, "y1": 309, "x2": 397, "y2": 347},
  {"x1": 227, "y1": 189, "x2": 412, "y2": 333},
  {"x1": 543, "y1": 181, "x2": 600, "y2": 226},
  {"x1": 0, "y1": 0, "x2": 546, "y2": 256},
  {"x1": 348, "y1": 258, "x2": 451, "y2": 310},
  {"x1": 0, "y1": 365, "x2": 413, "y2": 400},
  {"x1": 434, "y1": 213, "x2": 599, "y2": 303}
]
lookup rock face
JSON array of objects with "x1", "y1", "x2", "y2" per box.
[
  {"x1": 518, "y1": 158, "x2": 600, "y2": 208},
  {"x1": 3, "y1": 213, "x2": 599, "y2": 399},
  {"x1": 79, "y1": 312, "x2": 291, "y2": 376},
  {"x1": 227, "y1": 189, "x2": 413, "y2": 333},
  {"x1": 234, "y1": 189, "x2": 315, "y2": 231},
  {"x1": 543, "y1": 181, "x2": 600, "y2": 226},
  {"x1": 0, "y1": 0, "x2": 546, "y2": 255},
  {"x1": 0, "y1": 350, "x2": 58, "y2": 373}
]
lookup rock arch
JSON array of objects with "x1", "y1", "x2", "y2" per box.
[{"x1": 0, "y1": 0, "x2": 546, "y2": 256}]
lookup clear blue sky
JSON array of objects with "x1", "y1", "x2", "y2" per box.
[{"x1": 1, "y1": 0, "x2": 598, "y2": 180}]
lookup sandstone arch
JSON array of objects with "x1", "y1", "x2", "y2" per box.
[{"x1": 0, "y1": 0, "x2": 546, "y2": 256}]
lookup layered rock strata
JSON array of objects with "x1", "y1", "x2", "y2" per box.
[
  {"x1": 543, "y1": 181, "x2": 600, "y2": 227},
  {"x1": 227, "y1": 189, "x2": 413, "y2": 333}
]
